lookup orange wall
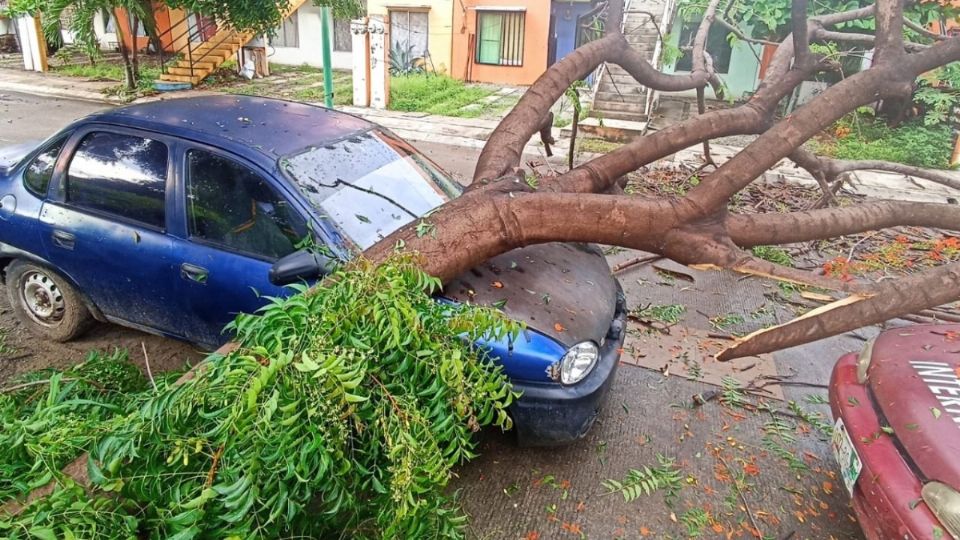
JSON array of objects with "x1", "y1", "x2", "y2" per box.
[{"x1": 451, "y1": 0, "x2": 550, "y2": 85}]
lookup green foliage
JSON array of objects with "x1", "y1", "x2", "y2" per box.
[
  {"x1": 0, "y1": 349, "x2": 146, "y2": 501},
  {"x1": 679, "y1": 508, "x2": 711, "y2": 538},
  {"x1": 814, "y1": 115, "x2": 954, "y2": 170},
  {"x1": 602, "y1": 454, "x2": 683, "y2": 504},
  {"x1": 390, "y1": 41, "x2": 426, "y2": 76},
  {"x1": 678, "y1": 0, "x2": 957, "y2": 44},
  {"x1": 3, "y1": 257, "x2": 518, "y2": 539},
  {"x1": 720, "y1": 376, "x2": 748, "y2": 408},
  {"x1": 312, "y1": 0, "x2": 363, "y2": 20},
  {"x1": 914, "y1": 64, "x2": 960, "y2": 126},
  {"x1": 0, "y1": 481, "x2": 139, "y2": 539},
  {"x1": 388, "y1": 75, "x2": 497, "y2": 118},
  {"x1": 710, "y1": 313, "x2": 745, "y2": 332},
  {"x1": 750, "y1": 245, "x2": 793, "y2": 267},
  {"x1": 632, "y1": 304, "x2": 686, "y2": 324}
]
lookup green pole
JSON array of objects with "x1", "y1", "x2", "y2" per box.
[{"x1": 320, "y1": 6, "x2": 334, "y2": 108}]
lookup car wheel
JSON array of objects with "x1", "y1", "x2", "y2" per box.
[{"x1": 6, "y1": 260, "x2": 93, "y2": 342}]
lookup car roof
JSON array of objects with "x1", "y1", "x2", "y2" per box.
[{"x1": 82, "y1": 95, "x2": 375, "y2": 161}]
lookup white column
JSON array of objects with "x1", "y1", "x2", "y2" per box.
[
  {"x1": 16, "y1": 16, "x2": 43, "y2": 72},
  {"x1": 351, "y1": 18, "x2": 369, "y2": 107},
  {"x1": 368, "y1": 15, "x2": 388, "y2": 110}
]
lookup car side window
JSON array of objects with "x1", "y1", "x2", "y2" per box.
[
  {"x1": 185, "y1": 149, "x2": 307, "y2": 260},
  {"x1": 24, "y1": 136, "x2": 67, "y2": 197},
  {"x1": 65, "y1": 132, "x2": 168, "y2": 229}
]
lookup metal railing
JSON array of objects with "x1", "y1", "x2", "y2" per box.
[{"x1": 155, "y1": 13, "x2": 241, "y2": 80}]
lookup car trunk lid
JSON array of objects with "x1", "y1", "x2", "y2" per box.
[
  {"x1": 443, "y1": 243, "x2": 618, "y2": 348},
  {"x1": 0, "y1": 140, "x2": 39, "y2": 177},
  {"x1": 868, "y1": 324, "x2": 960, "y2": 490}
]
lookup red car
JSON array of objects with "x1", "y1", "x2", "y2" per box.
[{"x1": 831, "y1": 324, "x2": 960, "y2": 540}]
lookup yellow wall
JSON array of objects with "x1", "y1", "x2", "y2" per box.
[
  {"x1": 451, "y1": 0, "x2": 550, "y2": 85},
  {"x1": 367, "y1": 0, "x2": 455, "y2": 74}
]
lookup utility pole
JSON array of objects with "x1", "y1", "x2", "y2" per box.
[{"x1": 320, "y1": 6, "x2": 335, "y2": 108}]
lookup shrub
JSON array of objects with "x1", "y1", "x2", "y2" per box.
[
  {"x1": 813, "y1": 115, "x2": 954, "y2": 170},
  {"x1": 1, "y1": 256, "x2": 518, "y2": 539}
]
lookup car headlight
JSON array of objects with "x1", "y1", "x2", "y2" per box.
[
  {"x1": 922, "y1": 482, "x2": 960, "y2": 539},
  {"x1": 856, "y1": 336, "x2": 877, "y2": 384},
  {"x1": 560, "y1": 341, "x2": 599, "y2": 385}
]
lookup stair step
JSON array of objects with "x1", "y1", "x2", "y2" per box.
[
  {"x1": 592, "y1": 100, "x2": 648, "y2": 114},
  {"x1": 604, "y1": 73, "x2": 653, "y2": 86},
  {"x1": 173, "y1": 60, "x2": 217, "y2": 70},
  {"x1": 189, "y1": 49, "x2": 234, "y2": 62},
  {"x1": 595, "y1": 90, "x2": 649, "y2": 102},
  {"x1": 166, "y1": 66, "x2": 205, "y2": 76},
  {"x1": 159, "y1": 73, "x2": 203, "y2": 85},
  {"x1": 589, "y1": 109, "x2": 650, "y2": 122},
  {"x1": 195, "y1": 42, "x2": 240, "y2": 54}
]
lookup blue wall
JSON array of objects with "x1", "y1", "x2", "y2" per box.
[{"x1": 551, "y1": 1, "x2": 596, "y2": 65}]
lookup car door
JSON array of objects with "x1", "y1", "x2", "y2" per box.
[
  {"x1": 169, "y1": 145, "x2": 311, "y2": 347},
  {"x1": 37, "y1": 127, "x2": 185, "y2": 336}
]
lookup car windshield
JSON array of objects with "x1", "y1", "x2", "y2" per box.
[{"x1": 280, "y1": 130, "x2": 461, "y2": 249}]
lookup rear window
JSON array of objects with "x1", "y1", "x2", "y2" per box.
[{"x1": 24, "y1": 136, "x2": 66, "y2": 197}]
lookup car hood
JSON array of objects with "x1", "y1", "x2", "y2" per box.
[
  {"x1": 868, "y1": 324, "x2": 960, "y2": 490},
  {"x1": 443, "y1": 242, "x2": 619, "y2": 348},
  {"x1": 0, "y1": 140, "x2": 38, "y2": 176}
]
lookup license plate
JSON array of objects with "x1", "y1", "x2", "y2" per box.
[{"x1": 832, "y1": 417, "x2": 863, "y2": 495}]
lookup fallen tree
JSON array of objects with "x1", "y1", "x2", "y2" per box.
[{"x1": 367, "y1": 0, "x2": 960, "y2": 360}]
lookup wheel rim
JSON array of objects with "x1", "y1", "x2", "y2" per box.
[{"x1": 20, "y1": 270, "x2": 65, "y2": 326}]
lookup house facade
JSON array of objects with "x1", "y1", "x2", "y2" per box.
[
  {"x1": 451, "y1": 0, "x2": 551, "y2": 85},
  {"x1": 367, "y1": 0, "x2": 454, "y2": 74},
  {"x1": 268, "y1": 6, "x2": 353, "y2": 70}
]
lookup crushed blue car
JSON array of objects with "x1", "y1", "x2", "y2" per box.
[{"x1": 0, "y1": 96, "x2": 626, "y2": 445}]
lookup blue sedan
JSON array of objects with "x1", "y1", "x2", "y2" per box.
[{"x1": 0, "y1": 96, "x2": 626, "y2": 445}]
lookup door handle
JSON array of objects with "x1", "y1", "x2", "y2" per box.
[
  {"x1": 180, "y1": 263, "x2": 209, "y2": 284},
  {"x1": 51, "y1": 230, "x2": 75, "y2": 250}
]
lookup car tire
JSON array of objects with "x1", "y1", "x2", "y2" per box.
[{"x1": 6, "y1": 260, "x2": 93, "y2": 342}]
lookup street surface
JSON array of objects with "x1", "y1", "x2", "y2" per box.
[{"x1": 0, "y1": 92, "x2": 866, "y2": 539}]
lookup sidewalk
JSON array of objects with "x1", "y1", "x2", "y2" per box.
[
  {"x1": 4, "y1": 66, "x2": 960, "y2": 202},
  {"x1": 0, "y1": 69, "x2": 125, "y2": 104}
]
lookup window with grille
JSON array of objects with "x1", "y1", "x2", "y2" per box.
[
  {"x1": 674, "y1": 20, "x2": 732, "y2": 74},
  {"x1": 272, "y1": 14, "x2": 299, "y2": 48},
  {"x1": 476, "y1": 10, "x2": 525, "y2": 66},
  {"x1": 389, "y1": 10, "x2": 429, "y2": 59},
  {"x1": 334, "y1": 18, "x2": 352, "y2": 52}
]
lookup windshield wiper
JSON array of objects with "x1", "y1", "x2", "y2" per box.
[{"x1": 306, "y1": 175, "x2": 419, "y2": 220}]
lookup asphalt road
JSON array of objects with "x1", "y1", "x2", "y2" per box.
[{"x1": 0, "y1": 92, "x2": 867, "y2": 539}]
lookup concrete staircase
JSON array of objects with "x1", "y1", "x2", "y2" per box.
[
  {"x1": 157, "y1": 0, "x2": 309, "y2": 88},
  {"x1": 157, "y1": 29, "x2": 252, "y2": 86},
  {"x1": 591, "y1": 0, "x2": 672, "y2": 122}
]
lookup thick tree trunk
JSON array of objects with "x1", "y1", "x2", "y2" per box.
[{"x1": 113, "y1": 12, "x2": 137, "y2": 90}]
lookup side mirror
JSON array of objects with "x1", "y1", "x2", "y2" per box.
[{"x1": 269, "y1": 249, "x2": 338, "y2": 285}]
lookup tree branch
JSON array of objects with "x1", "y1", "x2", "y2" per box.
[
  {"x1": 683, "y1": 36, "x2": 960, "y2": 214},
  {"x1": 813, "y1": 28, "x2": 929, "y2": 53},
  {"x1": 792, "y1": 0, "x2": 811, "y2": 65},
  {"x1": 873, "y1": 0, "x2": 907, "y2": 62},
  {"x1": 718, "y1": 261, "x2": 960, "y2": 360},
  {"x1": 726, "y1": 200, "x2": 960, "y2": 247}
]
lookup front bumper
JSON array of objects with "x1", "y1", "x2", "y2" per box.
[
  {"x1": 509, "y1": 287, "x2": 627, "y2": 446},
  {"x1": 830, "y1": 353, "x2": 946, "y2": 540}
]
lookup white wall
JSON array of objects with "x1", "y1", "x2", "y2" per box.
[{"x1": 268, "y1": 5, "x2": 352, "y2": 69}]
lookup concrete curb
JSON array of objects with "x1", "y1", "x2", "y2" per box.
[{"x1": 0, "y1": 79, "x2": 119, "y2": 105}]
